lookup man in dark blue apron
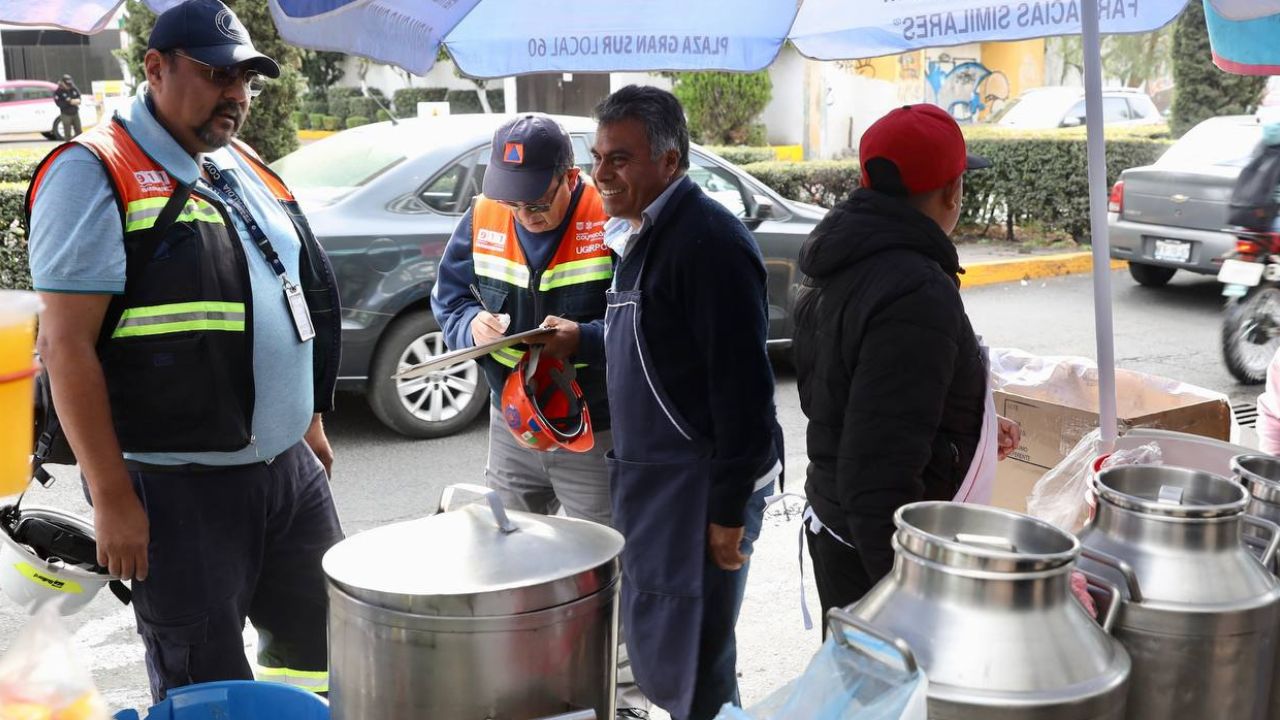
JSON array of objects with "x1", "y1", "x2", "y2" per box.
[{"x1": 591, "y1": 85, "x2": 782, "y2": 720}]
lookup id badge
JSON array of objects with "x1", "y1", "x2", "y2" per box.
[{"x1": 284, "y1": 282, "x2": 315, "y2": 342}]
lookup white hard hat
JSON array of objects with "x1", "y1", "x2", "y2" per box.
[{"x1": 0, "y1": 505, "x2": 125, "y2": 615}]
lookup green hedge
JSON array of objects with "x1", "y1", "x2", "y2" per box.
[
  {"x1": 345, "y1": 115, "x2": 371, "y2": 129},
  {"x1": 962, "y1": 131, "x2": 1171, "y2": 241},
  {"x1": 741, "y1": 130, "x2": 1173, "y2": 242},
  {"x1": 0, "y1": 149, "x2": 42, "y2": 184},
  {"x1": 376, "y1": 109, "x2": 393, "y2": 123},
  {"x1": 446, "y1": 89, "x2": 506, "y2": 114},
  {"x1": 308, "y1": 113, "x2": 326, "y2": 130},
  {"x1": 0, "y1": 183, "x2": 30, "y2": 290},
  {"x1": 393, "y1": 87, "x2": 448, "y2": 114},
  {"x1": 291, "y1": 110, "x2": 309, "y2": 130},
  {"x1": 345, "y1": 97, "x2": 382, "y2": 119},
  {"x1": 741, "y1": 160, "x2": 858, "y2": 209},
  {"x1": 321, "y1": 115, "x2": 340, "y2": 131},
  {"x1": 705, "y1": 146, "x2": 774, "y2": 165}
]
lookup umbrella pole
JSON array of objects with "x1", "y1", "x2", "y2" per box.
[{"x1": 1081, "y1": 0, "x2": 1120, "y2": 448}]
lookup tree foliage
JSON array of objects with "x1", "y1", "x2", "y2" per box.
[
  {"x1": 672, "y1": 71, "x2": 772, "y2": 145},
  {"x1": 1170, "y1": 1, "x2": 1266, "y2": 137},
  {"x1": 1049, "y1": 26, "x2": 1173, "y2": 88},
  {"x1": 118, "y1": 0, "x2": 301, "y2": 161},
  {"x1": 301, "y1": 50, "x2": 346, "y2": 93}
]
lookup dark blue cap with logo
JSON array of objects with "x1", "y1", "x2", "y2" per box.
[
  {"x1": 483, "y1": 114, "x2": 574, "y2": 203},
  {"x1": 148, "y1": 0, "x2": 280, "y2": 79}
]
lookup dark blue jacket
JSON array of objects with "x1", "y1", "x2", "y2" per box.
[{"x1": 614, "y1": 177, "x2": 780, "y2": 526}]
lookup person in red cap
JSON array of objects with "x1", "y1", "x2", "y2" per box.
[{"x1": 792, "y1": 104, "x2": 1021, "y2": 622}]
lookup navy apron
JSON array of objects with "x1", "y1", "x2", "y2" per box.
[{"x1": 605, "y1": 221, "x2": 711, "y2": 720}]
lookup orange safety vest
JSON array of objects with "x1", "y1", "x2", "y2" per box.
[{"x1": 470, "y1": 182, "x2": 613, "y2": 368}]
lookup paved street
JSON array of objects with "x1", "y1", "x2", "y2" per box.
[{"x1": 0, "y1": 267, "x2": 1249, "y2": 714}]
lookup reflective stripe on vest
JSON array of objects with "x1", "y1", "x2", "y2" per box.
[
  {"x1": 474, "y1": 253, "x2": 531, "y2": 288},
  {"x1": 111, "y1": 301, "x2": 246, "y2": 338},
  {"x1": 255, "y1": 666, "x2": 328, "y2": 694},
  {"x1": 124, "y1": 195, "x2": 223, "y2": 232},
  {"x1": 537, "y1": 255, "x2": 614, "y2": 291},
  {"x1": 491, "y1": 345, "x2": 524, "y2": 368}
]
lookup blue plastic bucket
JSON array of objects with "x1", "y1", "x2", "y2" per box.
[{"x1": 113, "y1": 680, "x2": 329, "y2": 720}]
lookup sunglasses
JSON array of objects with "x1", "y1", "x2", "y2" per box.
[
  {"x1": 496, "y1": 175, "x2": 565, "y2": 214},
  {"x1": 173, "y1": 51, "x2": 267, "y2": 98}
]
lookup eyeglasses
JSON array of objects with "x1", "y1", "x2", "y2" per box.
[
  {"x1": 496, "y1": 175, "x2": 565, "y2": 214},
  {"x1": 173, "y1": 51, "x2": 267, "y2": 98}
]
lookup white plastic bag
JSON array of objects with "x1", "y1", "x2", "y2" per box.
[
  {"x1": 0, "y1": 601, "x2": 108, "y2": 720},
  {"x1": 1025, "y1": 429, "x2": 1102, "y2": 534},
  {"x1": 1027, "y1": 430, "x2": 1163, "y2": 533},
  {"x1": 716, "y1": 624, "x2": 927, "y2": 720}
]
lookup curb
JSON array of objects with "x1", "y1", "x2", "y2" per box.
[
  {"x1": 963, "y1": 251, "x2": 1127, "y2": 288},
  {"x1": 298, "y1": 129, "x2": 336, "y2": 140}
]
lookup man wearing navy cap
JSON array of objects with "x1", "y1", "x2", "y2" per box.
[
  {"x1": 26, "y1": 0, "x2": 342, "y2": 700},
  {"x1": 793, "y1": 104, "x2": 1021, "y2": 621},
  {"x1": 433, "y1": 116, "x2": 650, "y2": 716}
]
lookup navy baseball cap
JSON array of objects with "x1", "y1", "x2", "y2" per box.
[
  {"x1": 148, "y1": 0, "x2": 280, "y2": 79},
  {"x1": 483, "y1": 114, "x2": 574, "y2": 203}
]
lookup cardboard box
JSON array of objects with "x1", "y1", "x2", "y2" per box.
[{"x1": 988, "y1": 364, "x2": 1232, "y2": 513}]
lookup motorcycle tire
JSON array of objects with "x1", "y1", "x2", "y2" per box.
[{"x1": 1222, "y1": 284, "x2": 1280, "y2": 385}]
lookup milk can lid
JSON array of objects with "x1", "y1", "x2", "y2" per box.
[
  {"x1": 1093, "y1": 465, "x2": 1246, "y2": 519},
  {"x1": 322, "y1": 485, "x2": 624, "y2": 617},
  {"x1": 894, "y1": 501, "x2": 1079, "y2": 573}
]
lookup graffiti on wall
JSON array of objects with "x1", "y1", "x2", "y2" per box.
[{"x1": 925, "y1": 54, "x2": 1010, "y2": 123}]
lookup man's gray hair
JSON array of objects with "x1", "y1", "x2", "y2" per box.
[{"x1": 593, "y1": 85, "x2": 690, "y2": 171}]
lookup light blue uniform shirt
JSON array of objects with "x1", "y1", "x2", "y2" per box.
[{"x1": 29, "y1": 86, "x2": 313, "y2": 465}]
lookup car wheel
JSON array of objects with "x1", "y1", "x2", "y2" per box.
[
  {"x1": 367, "y1": 310, "x2": 490, "y2": 438},
  {"x1": 1222, "y1": 286, "x2": 1280, "y2": 385},
  {"x1": 1127, "y1": 262, "x2": 1176, "y2": 287},
  {"x1": 48, "y1": 118, "x2": 66, "y2": 141}
]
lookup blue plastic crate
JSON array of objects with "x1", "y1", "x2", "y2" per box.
[{"x1": 113, "y1": 680, "x2": 329, "y2": 720}]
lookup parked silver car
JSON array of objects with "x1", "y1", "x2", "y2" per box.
[
  {"x1": 1109, "y1": 115, "x2": 1265, "y2": 286},
  {"x1": 271, "y1": 114, "x2": 825, "y2": 437}
]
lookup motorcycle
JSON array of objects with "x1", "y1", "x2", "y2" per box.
[{"x1": 1220, "y1": 229, "x2": 1280, "y2": 384}]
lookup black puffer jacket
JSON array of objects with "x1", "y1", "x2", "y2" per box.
[{"x1": 794, "y1": 188, "x2": 986, "y2": 583}]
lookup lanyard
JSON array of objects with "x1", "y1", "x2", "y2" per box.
[
  {"x1": 200, "y1": 159, "x2": 289, "y2": 282},
  {"x1": 201, "y1": 159, "x2": 315, "y2": 343}
]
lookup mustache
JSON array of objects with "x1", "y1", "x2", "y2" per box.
[{"x1": 210, "y1": 101, "x2": 245, "y2": 126}]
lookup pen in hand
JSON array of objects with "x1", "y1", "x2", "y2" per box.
[{"x1": 469, "y1": 283, "x2": 492, "y2": 314}]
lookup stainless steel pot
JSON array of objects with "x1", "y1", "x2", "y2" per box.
[
  {"x1": 1078, "y1": 465, "x2": 1280, "y2": 720},
  {"x1": 324, "y1": 484, "x2": 624, "y2": 720},
  {"x1": 850, "y1": 501, "x2": 1131, "y2": 720},
  {"x1": 1234, "y1": 454, "x2": 1280, "y2": 556}
]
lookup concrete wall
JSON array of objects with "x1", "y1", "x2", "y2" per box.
[
  {"x1": 335, "y1": 56, "x2": 481, "y2": 98},
  {"x1": 760, "y1": 44, "x2": 805, "y2": 146}
]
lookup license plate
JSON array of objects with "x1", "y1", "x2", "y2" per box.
[
  {"x1": 1152, "y1": 239, "x2": 1191, "y2": 263},
  {"x1": 1218, "y1": 258, "x2": 1266, "y2": 287}
]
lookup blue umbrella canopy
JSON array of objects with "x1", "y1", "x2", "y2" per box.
[
  {"x1": 789, "y1": 0, "x2": 1187, "y2": 59},
  {"x1": 442, "y1": 0, "x2": 798, "y2": 77},
  {"x1": 0, "y1": 0, "x2": 124, "y2": 33}
]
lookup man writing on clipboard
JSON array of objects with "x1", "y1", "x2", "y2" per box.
[
  {"x1": 433, "y1": 115, "x2": 648, "y2": 717},
  {"x1": 433, "y1": 113, "x2": 616, "y2": 525}
]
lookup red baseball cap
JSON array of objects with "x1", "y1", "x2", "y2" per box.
[{"x1": 859, "y1": 104, "x2": 991, "y2": 196}]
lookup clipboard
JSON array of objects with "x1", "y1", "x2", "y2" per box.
[{"x1": 393, "y1": 326, "x2": 555, "y2": 381}]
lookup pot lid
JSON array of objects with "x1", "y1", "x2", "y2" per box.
[
  {"x1": 894, "y1": 501, "x2": 1078, "y2": 573},
  {"x1": 1233, "y1": 454, "x2": 1280, "y2": 506},
  {"x1": 1093, "y1": 465, "x2": 1246, "y2": 519},
  {"x1": 323, "y1": 486, "x2": 624, "y2": 617}
]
